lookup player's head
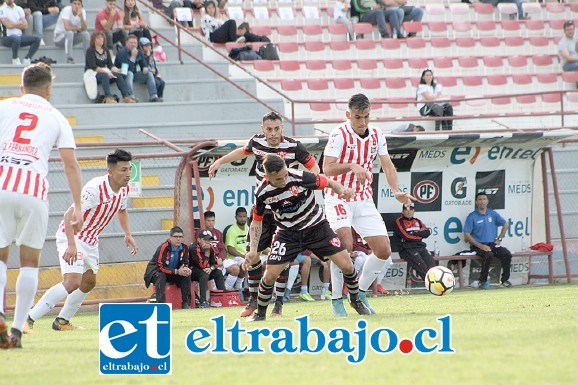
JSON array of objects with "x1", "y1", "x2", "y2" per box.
[
  {"x1": 263, "y1": 154, "x2": 288, "y2": 188},
  {"x1": 169, "y1": 226, "x2": 184, "y2": 247},
  {"x1": 106, "y1": 149, "x2": 133, "y2": 190},
  {"x1": 204, "y1": 210, "x2": 216, "y2": 229},
  {"x1": 21, "y1": 63, "x2": 54, "y2": 100},
  {"x1": 235, "y1": 207, "x2": 247, "y2": 226},
  {"x1": 261, "y1": 111, "x2": 284, "y2": 147},
  {"x1": 475, "y1": 192, "x2": 489, "y2": 210},
  {"x1": 346, "y1": 94, "x2": 370, "y2": 135}
]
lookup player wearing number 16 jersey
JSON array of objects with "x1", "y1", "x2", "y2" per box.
[
  {"x1": 323, "y1": 93, "x2": 413, "y2": 316},
  {"x1": 0, "y1": 63, "x2": 83, "y2": 349}
]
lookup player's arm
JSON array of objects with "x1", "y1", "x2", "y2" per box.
[
  {"x1": 208, "y1": 147, "x2": 248, "y2": 178},
  {"x1": 62, "y1": 206, "x2": 78, "y2": 265},
  {"x1": 378, "y1": 153, "x2": 414, "y2": 206},
  {"x1": 326, "y1": 178, "x2": 353, "y2": 200},
  {"x1": 117, "y1": 209, "x2": 138, "y2": 255},
  {"x1": 59, "y1": 148, "x2": 83, "y2": 231},
  {"x1": 243, "y1": 218, "x2": 262, "y2": 270}
]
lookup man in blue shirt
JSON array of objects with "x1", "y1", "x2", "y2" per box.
[{"x1": 464, "y1": 192, "x2": 513, "y2": 289}]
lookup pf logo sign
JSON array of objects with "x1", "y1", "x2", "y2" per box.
[
  {"x1": 99, "y1": 304, "x2": 172, "y2": 375},
  {"x1": 411, "y1": 172, "x2": 442, "y2": 211}
]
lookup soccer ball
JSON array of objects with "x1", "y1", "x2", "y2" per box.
[{"x1": 425, "y1": 266, "x2": 455, "y2": 296}]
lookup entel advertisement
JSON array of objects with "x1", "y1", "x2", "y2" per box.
[{"x1": 192, "y1": 131, "x2": 574, "y2": 291}]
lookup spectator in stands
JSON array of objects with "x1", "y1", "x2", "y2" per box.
[
  {"x1": 95, "y1": 0, "x2": 125, "y2": 52},
  {"x1": 416, "y1": 68, "x2": 453, "y2": 131},
  {"x1": 559, "y1": 20, "x2": 578, "y2": 88},
  {"x1": 392, "y1": 123, "x2": 425, "y2": 133},
  {"x1": 202, "y1": 210, "x2": 226, "y2": 260},
  {"x1": 85, "y1": 30, "x2": 130, "y2": 103},
  {"x1": 144, "y1": 226, "x2": 192, "y2": 308},
  {"x1": 114, "y1": 34, "x2": 154, "y2": 103},
  {"x1": 464, "y1": 192, "x2": 513, "y2": 290},
  {"x1": 333, "y1": 0, "x2": 354, "y2": 40},
  {"x1": 0, "y1": 0, "x2": 41, "y2": 65},
  {"x1": 166, "y1": 0, "x2": 203, "y2": 27},
  {"x1": 223, "y1": 207, "x2": 247, "y2": 291},
  {"x1": 392, "y1": 204, "x2": 435, "y2": 281},
  {"x1": 237, "y1": 22, "x2": 270, "y2": 43},
  {"x1": 189, "y1": 230, "x2": 226, "y2": 308},
  {"x1": 27, "y1": 0, "x2": 60, "y2": 44},
  {"x1": 351, "y1": 0, "x2": 392, "y2": 38},
  {"x1": 135, "y1": 36, "x2": 164, "y2": 102},
  {"x1": 380, "y1": 0, "x2": 407, "y2": 38},
  {"x1": 283, "y1": 250, "x2": 332, "y2": 301},
  {"x1": 383, "y1": 0, "x2": 423, "y2": 37},
  {"x1": 201, "y1": 0, "x2": 240, "y2": 44},
  {"x1": 53, "y1": 0, "x2": 89, "y2": 64},
  {"x1": 122, "y1": 0, "x2": 152, "y2": 43}
]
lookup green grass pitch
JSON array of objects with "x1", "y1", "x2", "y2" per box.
[{"x1": 3, "y1": 284, "x2": 577, "y2": 385}]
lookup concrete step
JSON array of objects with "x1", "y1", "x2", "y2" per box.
[
  {"x1": 0, "y1": 60, "x2": 229, "y2": 82},
  {"x1": 0, "y1": 77, "x2": 257, "y2": 104},
  {"x1": 55, "y1": 98, "x2": 285, "y2": 126},
  {"x1": 47, "y1": 207, "x2": 173, "y2": 235}
]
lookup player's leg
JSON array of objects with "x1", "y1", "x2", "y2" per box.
[
  {"x1": 297, "y1": 256, "x2": 315, "y2": 302},
  {"x1": 493, "y1": 246, "x2": 513, "y2": 287},
  {"x1": 325, "y1": 251, "x2": 371, "y2": 316},
  {"x1": 471, "y1": 246, "x2": 493, "y2": 289},
  {"x1": 282, "y1": 259, "x2": 300, "y2": 302},
  {"x1": 0, "y1": 247, "x2": 9, "y2": 349},
  {"x1": 53, "y1": 268, "x2": 95, "y2": 330},
  {"x1": 352, "y1": 200, "x2": 391, "y2": 313},
  {"x1": 27, "y1": 239, "x2": 86, "y2": 332}
]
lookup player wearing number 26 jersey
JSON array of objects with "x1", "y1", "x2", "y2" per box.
[{"x1": 0, "y1": 64, "x2": 83, "y2": 349}]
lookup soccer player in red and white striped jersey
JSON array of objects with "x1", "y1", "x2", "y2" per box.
[
  {"x1": 323, "y1": 94, "x2": 413, "y2": 316},
  {"x1": 26, "y1": 149, "x2": 138, "y2": 332},
  {"x1": 0, "y1": 64, "x2": 83, "y2": 349}
]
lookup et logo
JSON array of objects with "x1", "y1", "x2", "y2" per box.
[{"x1": 99, "y1": 304, "x2": 172, "y2": 375}]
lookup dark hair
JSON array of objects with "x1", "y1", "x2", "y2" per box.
[
  {"x1": 414, "y1": 125, "x2": 425, "y2": 132},
  {"x1": 123, "y1": 0, "x2": 140, "y2": 25},
  {"x1": 107, "y1": 149, "x2": 133, "y2": 167},
  {"x1": 90, "y1": 30, "x2": 107, "y2": 49},
  {"x1": 70, "y1": 0, "x2": 82, "y2": 4},
  {"x1": 564, "y1": 20, "x2": 574, "y2": 29},
  {"x1": 126, "y1": 34, "x2": 138, "y2": 42},
  {"x1": 262, "y1": 154, "x2": 286, "y2": 174},
  {"x1": 262, "y1": 111, "x2": 282, "y2": 124},
  {"x1": 475, "y1": 192, "x2": 488, "y2": 199},
  {"x1": 235, "y1": 207, "x2": 247, "y2": 216},
  {"x1": 170, "y1": 226, "x2": 184, "y2": 236},
  {"x1": 238, "y1": 22, "x2": 250, "y2": 31},
  {"x1": 419, "y1": 69, "x2": 437, "y2": 87},
  {"x1": 22, "y1": 63, "x2": 53, "y2": 91},
  {"x1": 348, "y1": 93, "x2": 370, "y2": 112},
  {"x1": 204, "y1": 210, "x2": 216, "y2": 219}
]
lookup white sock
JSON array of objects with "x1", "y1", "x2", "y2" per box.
[
  {"x1": 224, "y1": 274, "x2": 237, "y2": 291},
  {"x1": 0, "y1": 261, "x2": 7, "y2": 313},
  {"x1": 29, "y1": 283, "x2": 69, "y2": 321},
  {"x1": 58, "y1": 288, "x2": 89, "y2": 321},
  {"x1": 359, "y1": 253, "x2": 387, "y2": 291},
  {"x1": 12, "y1": 267, "x2": 38, "y2": 332},
  {"x1": 376, "y1": 256, "x2": 393, "y2": 284},
  {"x1": 234, "y1": 277, "x2": 244, "y2": 290},
  {"x1": 286, "y1": 264, "x2": 299, "y2": 291},
  {"x1": 331, "y1": 262, "x2": 344, "y2": 299},
  {"x1": 300, "y1": 285, "x2": 308, "y2": 294}
]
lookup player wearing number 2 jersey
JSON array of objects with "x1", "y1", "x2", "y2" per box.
[
  {"x1": 0, "y1": 63, "x2": 83, "y2": 349},
  {"x1": 323, "y1": 93, "x2": 413, "y2": 316}
]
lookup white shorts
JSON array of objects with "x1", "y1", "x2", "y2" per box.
[
  {"x1": 222, "y1": 256, "x2": 244, "y2": 271},
  {"x1": 0, "y1": 191, "x2": 49, "y2": 250},
  {"x1": 325, "y1": 195, "x2": 388, "y2": 238},
  {"x1": 57, "y1": 238, "x2": 100, "y2": 275}
]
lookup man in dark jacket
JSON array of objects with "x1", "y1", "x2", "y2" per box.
[
  {"x1": 189, "y1": 230, "x2": 225, "y2": 308},
  {"x1": 113, "y1": 33, "x2": 148, "y2": 103},
  {"x1": 392, "y1": 204, "x2": 435, "y2": 280},
  {"x1": 144, "y1": 226, "x2": 192, "y2": 308}
]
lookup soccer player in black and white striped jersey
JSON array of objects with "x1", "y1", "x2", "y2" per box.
[
  {"x1": 208, "y1": 112, "x2": 320, "y2": 318},
  {"x1": 244, "y1": 154, "x2": 371, "y2": 321}
]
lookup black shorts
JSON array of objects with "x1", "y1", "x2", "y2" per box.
[
  {"x1": 247, "y1": 208, "x2": 277, "y2": 253},
  {"x1": 267, "y1": 220, "x2": 346, "y2": 265}
]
